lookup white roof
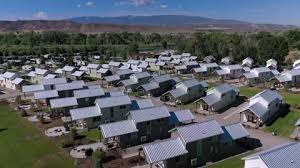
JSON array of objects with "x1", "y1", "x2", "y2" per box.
[
  {"x1": 79, "y1": 66, "x2": 88, "y2": 71},
  {"x1": 70, "y1": 106, "x2": 101, "y2": 120},
  {"x1": 11, "y1": 78, "x2": 24, "y2": 84},
  {"x1": 87, "y1": 63, "x2": 100, "y2": 69},
  {"x1": 35, "y1": 68, "x2": 48, "y2": 75},
  {"x1": 2, "y1": 72, "x2": 16, "y2": 79},
  {"x1": 100, "y1": 120, "x2": 138, "y2": 138},
  {"x1": 143, "y1": 138, "x2": 188, "y2": 164},
  {"x1": 50, "y1": 97, "x2": 78, "y2": 108},
  {"x1": 44, "y1": 74, "x2": 56, "y2": 79},
  {"x1": 54, "y1": 68, "x2": 63, "y2": 74},
  {"x1": 55, "y1": 81, "x2": 84, "y2": 91},
  {"x1": 42, "y1": 78, "x2": 67, "y2": 85},
  {"x1": 62, "y1": 66, "x2": 75, "y2": 72},
  {"x1": 71, "y1": 71, "x2": 85, "y2": 77}
]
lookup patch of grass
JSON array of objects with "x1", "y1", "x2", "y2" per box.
[
  {"x1": 264, "y1": 110, "x2": 300, "y2": 137},
  {"x1": 0, "y1": 104, "x2": 75, "y2": 168},
  {"x1": 239, "y1": 87, "x2": 262, "y2": 98},
  {"x1": 208, "y1": 151, "x2": 255, "y2": 168},
  {"x1": 80, "y1": 129, "x2": 101, "y2": 141}
]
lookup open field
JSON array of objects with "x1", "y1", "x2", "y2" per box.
[
  {"x1": 207, "y1": 151, "x2": 255, "y2": 168},
  {"x1": 0, "y1": 103, "x2": 75, "y2": 168}
]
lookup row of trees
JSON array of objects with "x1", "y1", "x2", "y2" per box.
[{"x1": 1, "y1": 30, "x2": 300, "y2": 65}]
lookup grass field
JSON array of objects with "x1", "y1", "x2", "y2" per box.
[
  {"x1": 207, "y1": 151, "x2": 254, "y2": 168},
  {"x1": 0, "y1": 104, "x2": 75, "y2": 168},
  {"x1": 80, "y1": 129, "x2": 101, "y2": 141}
]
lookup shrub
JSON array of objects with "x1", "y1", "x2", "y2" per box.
[
  {"x1": 85, "y1": 148, "x2": 94, "y2": 157},
  {"x1": 61, "y1": 137, "x2": 74, "y2": 148},
  {"x1": 70, "y1": 128, "x2": 78, "y2": 140}
]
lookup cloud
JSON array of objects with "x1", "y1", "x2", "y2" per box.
[
  {"x1": 34, "y1": 11, "x2": 48, "y2": 19},
  {"x1": 77, "y1": 4, "x2": 82, "y2": 8},
  {"x1": 85, "y1": 1, "x2": 96, "y2": 7},
  {"x1": 117, "y1": 0, "x2": 154, "y2": 7},
  {"x1": 160, "y1": 4, "x2": 168, "y2": 9}
]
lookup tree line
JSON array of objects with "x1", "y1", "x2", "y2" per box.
[{"x1": 1, "y1": 30, "x2": 300, "y2": 65}]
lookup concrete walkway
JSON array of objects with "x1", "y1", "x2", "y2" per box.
[
  {"x1": 70, "y1": 142, "x2": 105, "y2": 159},
  {"x1": 45, "y1": 126, "x2": 69, "y2": 137}
]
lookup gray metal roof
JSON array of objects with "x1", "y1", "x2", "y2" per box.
[
  {"x1": 175, "y1": 65, "x2": 187, "y2": 70},
  {"x1": 168, "y1": 87, "x2": 186, "y2": 98},
  {"x1": 121, "y1": 79, "x2": 137, "y2": 86},
  {"x1": 104, "y1": 75, "x2": 120, "y2": 82},
  {"x1": 108, "y1": 91, "x2": 125, "y2": 97},
  {"x1": 174, "y1": 109, "x2": 195, "y2": 123},
  {"x1": 116, "y1": 69, "x2": 134, "y2": 76},
  {"x1": 42, "y1": 78, "x2": 67, "y2": 85},
  {"x1": 87, "y1": 63, "x2": 100, "y2": 69},
  {"x1": 177, "y1": 120, "x2": 224, "y2": 143},
  {"x1": 140, "y1": 82, "x2": 159, "y2": 91},
  {"x1": 214, "y1": 83, "x2": 238, "y2": 94},
  {"x1": 201, "y1": 94, "x2": 220, "y2": 106},
  {"x1": 95, "y1": 95, "x2": 131, "y2": 108},
  {"x1": 244, "y1": 142, "x2": 300, "y2": 168},
  {"x1": 97, "y1": 68, "x2": 109, "y2": 74},
  {"x1": 134, "y1": 99, "x2": 154, "y2": 109},
  {"x1": 71, "y1": 71, "x2": 85, "y2": 77},
  {"x1": 222, "y1": 123, "x2": 249, "y2": 140},
  {"x1": 55, "y1": 81, "x2": 84, "y2": 91},
  {"x1": 34, "y1": 90, "x2": 59, "y2": 100},
  {"x1": 100, "y1": 120, "x2": 138, "y2": 138},
  {"x1": 73, "y1": 88, "x2": 105, "y2": 99},
  {"x1": 152, "y1": 75, "x2": 172, "y2": 83},
  {"x1": 70, "y1": 106, "x2": 101, "y2": 120},
  {"x1": 130, "y1": 106, "x2": 170, "y2": 123},
  {"x1": 62, "y1": 65, "x2": 75, "y2": 72},
  {"x1": 251, "y1": 89, "x2": 283, "y2": 104},
  {"x1": 143, "y1": 138, "x2": 188, "y2": 164},
  {"x1": 22, "y1": 84, "x2": 45, "y2": 93},
  {"x1": 50, "y1": 97, "x2": 78, "y2": 108},
  {"x1": 132, "y1": 72, "x2": 151, "y2": 79},
  {"x1": 248, "y1": 102, "x2": 268, "y2": 119}
]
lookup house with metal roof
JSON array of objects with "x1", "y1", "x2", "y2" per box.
[
  {"x1": 170, "y1": 109, "x2": 195, "y2": 126},
  {"x1": 242, "y1": 57, "x2": 254, "y2": 67},
  {"x1": 183, "y1": 61, "x2": 200, "y2": 72},
  {"x1": 99, "y1": 120, "x2": 138, "y2": 149},
  {"x1": 22, "y1": 84, "x2": 45, "y2": 93},
  {"x1": 108, "y1": 61, "x2": 122, "y2": 72},
  {"x1": 195, "y1": 83, "x2": 239, "y2": 113},
  {"x1": 128, "y1": 106, "x2": 172, "y2": 144},
  {"x1": 220, "y1": 56, "x2": 234, "y2": 65},
  {"x1": 62, "y1": 65, "x2": 76, "y2": 78},
  {"x1": 193, "y1": 63, "x2": 220, "y2": 77},
  {"x1": 164, "y1": 120, "x2": 250, "y2": 167},
  {"x1": 86, "y1": 63, "x2": 101, "y2": 78},
  {"x1": 41, "y1": 77, "x2": 67, "y2": 90},
  {"x1": 216, "y1": 64, "x2": 245, "y2": 80},
  {"x1": 0, "y1": 72, "x2": 24, "y2": 90},
  {"x1": 138, "y1": 75, "x2": 177, "y2": 97},
  {"x1": 239, "y1": 89, "x2": 282, "y2": 128},
  {"x1": 272, "y1": 69, "x2": 300, "y2": 88},
  {"x1": 130, "y1": 99, "x2": 154, "y2": 110},
  {"x1": 70, "y1": 71, "x2": 86, "y2": 80},
  {"x1": 96, "y1": 68, "x2": 112, "y2": 79},
  {"x1": 50, "y1": 97, "x2": 78, "y2": 115},
  {"x1": 54, "y1": 80, "x2": 85, "y2": 97},
  {"x1": 34, "y1": 90, "x2": 59, "y2": 106},
  {"x1": 174, "y1": 65, "x2": 188, "y2": 74},
  {"x1": 73, "y1": 88, "x2": 105, "y2": 107},
  {"x1": 239, "y1": 67, "x2": 277, "y2": 86},
  {"x1": 115, "y1": 69, "x2": 134, "y2": 80},
  {"x1": 266, "y1": 58, "x2": 278, "y2": 70},
  {"x1": 119, "y1": 72, "x2": 152, "y2": 92},
  {"x1": 27, "y1": 68, "x2": 49, "y2": 84},
  {"x1": 203, "y1": 55, "x2": 216, "y2": 63},
  {"x1": 142, "y1": 138, "x2": 188, "y2": 168},
  {"x1": 95, "y1": 95, "x2": 132, "y2": 123},
  {"x1": 161, "y1": 79, "x2": 208, "y2": 105},
  {"x1": 243, "y1": 142, "x2": 300, "y2": 168},
  {"x1": 104, "y1": 74, "x2": 121, "y2": 86}
]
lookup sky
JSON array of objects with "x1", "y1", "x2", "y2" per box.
[{"x1": 0, "y1": 0, "x2": 299, "y2": 25}]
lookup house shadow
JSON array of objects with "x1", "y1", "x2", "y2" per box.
[
  {"x1": 265, "y1": 103, "x2": 291, "y2": 126},
  {"x1": 216, "y1": 96, "x2": 246, "y2": 114},
  {"x1": 0, "y1": 128, "x2": 8, "y2": 133}
]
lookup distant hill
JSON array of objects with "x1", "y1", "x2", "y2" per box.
[{"x1": 0, "y1": 15, "x2": 297, "y2": 33}]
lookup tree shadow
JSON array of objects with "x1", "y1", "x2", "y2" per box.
[{"x1": 0, "y1": 128, "x2": 8, "y2": 133}]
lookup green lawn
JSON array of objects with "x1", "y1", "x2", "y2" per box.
[
  {"x1": 264, "y1": 110, "x2": 300, "y2": 137},
  {"x1": 239, "y1": 86, "x2": 300, "y2": 137},
  {"x1": 80, "y1": 129, "x2": 101, "y2": 141},
  {"x1": 207, "y1": 152, "x2": 251, "y2": 168},
  {"x1": 0, "y1": 104, "x2": 75, "y2": 168}
]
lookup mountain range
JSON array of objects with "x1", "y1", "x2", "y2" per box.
[{"x1": 0, "y1": 15, "x2": 298, "y2": 33}]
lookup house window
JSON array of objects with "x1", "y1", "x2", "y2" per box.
[
  {"x1": 141, "y1": 136, "x2": 147, "y2": 142},
  {"x1": 93, "y1": 116, "x2": 101, "y2": 122},
  {"x1": 120, "y1": 105, "x2": 126, "y2": 109},
  {"x1": 191, "y1": 158, "x2": 197, "y2": 166}
]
